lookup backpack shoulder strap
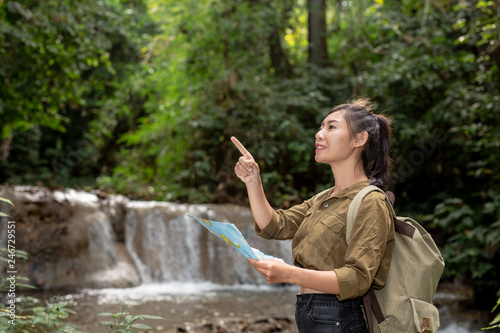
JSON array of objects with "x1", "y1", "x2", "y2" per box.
[
  {"x1": 346, "y1": 185, "x2": 396, "y2": 244},
  {"x1": 347, "y1": 185, "x2": 396, "y2": 333}
]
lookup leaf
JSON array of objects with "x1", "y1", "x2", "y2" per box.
[
  {"x1": 477, "y1": 1, "x2": 489, "y2": 8},
  {"x1": 7, "y1": 1, "x2": 33, "y2": 20},
  {"x1": 32, "y1": 306, "x2": 46, "y2": 313},
  {"x1": 492, "y1": 297, "x2": 500, "y2": 312},
  {"x1": 490, "y1": 313, "x2": 500, "y2": 325},
  {"x1": 97, "y1": 312, "x2": 116, "y2": 317},
  {"x1": 0, "y1": 197, "x2": 13, "y2": 206},
  {"x1": 64, "y1": 308, "x2": 76, "y2": 315},
  {"x1": 139, "y1": 314, "x2": 164, "y2": 320},
  {"x1": 15, "y1": 283, "x2": 37, "y2": 289},
  {"x1": 131, "y1": 323, "x2": 153, "y2": 329},
  {"x1": 60, "y1": 327, "x2": 84, "y2": 333}
]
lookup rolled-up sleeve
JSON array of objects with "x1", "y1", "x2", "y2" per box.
[{"x1": 333, "y1": 192, "x2": 394, "y2": 300}]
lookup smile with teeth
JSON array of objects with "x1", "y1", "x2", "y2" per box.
[{"x1": 316, "y1": 144, "x2": 326, "y2": 151}]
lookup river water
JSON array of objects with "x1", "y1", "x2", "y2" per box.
[{"x1": 27, "y1": 282, "x2": 489, "y2": 333}]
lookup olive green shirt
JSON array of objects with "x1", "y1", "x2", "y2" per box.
[{"x1": 255, "y1": 180, "x2": 395, "y2": 301}]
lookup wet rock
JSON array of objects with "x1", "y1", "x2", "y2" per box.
[
  {"x1": 0, "y1": 185, "x2": 141, "y2": 290},
  {"x1": 177, "y1": 317, "x2": 294, "y2": 333}
]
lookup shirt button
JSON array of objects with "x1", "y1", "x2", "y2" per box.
[{"x1": 324, "y1": 202, "x2": 329, "y2": 208}]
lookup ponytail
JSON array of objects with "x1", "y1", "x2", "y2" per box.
[
  {"x1": 364, "y1": 115, "x2": 392, "y2": 188},
  {"x1": 329, "y1": 99, "x2": 393, "y2": 189}
]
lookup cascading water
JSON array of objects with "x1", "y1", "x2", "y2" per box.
[
  {"x1": 124, "y1": 202, "x2": 204, "y2": 283},
  {"x1": 0, "y1": 186, "x2": 292, "y2": 289},
  {"x1": 87, "y1": 212, "x2": 116, "y2": 270},
  {"x1": 123, "y1": 201, "x2": 292, "y2": 285}
]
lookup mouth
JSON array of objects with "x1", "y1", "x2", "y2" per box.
[{"x1": 315, "y1": 144, "x2": 326, "y2": 152}]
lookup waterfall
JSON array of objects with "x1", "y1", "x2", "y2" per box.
[
  {"x1": 124, "y1": 202, "x2": 204, "y2": 283},
  {"x1": 124, "y1": 201, "x2": 293, "y2": 285},
  {"x1": 0, "y1": 186, "x2": 292, "y2": 289},
  {"x1": 87, "y1": 212, "x2": 116, "y2": 269}
]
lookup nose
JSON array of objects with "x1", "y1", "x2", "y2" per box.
[{"x1": 316, "y1": 128, "x2": 324, "y2": 141}]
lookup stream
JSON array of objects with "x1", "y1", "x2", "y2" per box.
[{"x1": 26, "y1": 282, "x2": 490, "y2": 333}]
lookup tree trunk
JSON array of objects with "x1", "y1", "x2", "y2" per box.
[
  {"x1": 0, "y1": 127, "x2": 12, "y2": 161},
  {"x1": 308, "y1": 0, "x2": 329, "y2": 66},
  {"x1": 495, "y1": 0, "x2": 500, "y2": 80},
  {"x1": 268, "y1": 28, "x2": 293, "y2": 77}
]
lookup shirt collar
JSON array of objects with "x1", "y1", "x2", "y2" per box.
[{"x1": 328, "y1": 180, "x2": 371, "y2": 200}]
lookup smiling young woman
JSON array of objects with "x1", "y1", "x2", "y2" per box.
[
  {"x1": 314, "y1": 110, "x2": 370, "y2": 191},
  {"x1": 231, "y1": 98, "x2": 394, "y2": 333}
]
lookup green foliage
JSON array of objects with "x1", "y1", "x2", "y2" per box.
[
  {"x1": 483, "y1": 297, "x2": 500, "y2": 330},
  {"x1": 426, "y1": 197, "x2": 500, "y2": 296},
  {"x1": 0, "y1": 298, "x2": 83, "y2": 333},
  {"x1": 0, "y1": 197, "x2": 13, "y2": 205},
  {"x1": 97, "y1": 0, "x2": 347, "y2": 205},
  {"x1": 0, "y1": 246, "x2": 82, "y2": 332},
  {"x1": 98, "y1": 304, "x2": 163, "y2": 332},
  {"x1": 337, "y1": 0, "x2": 500, "y2": 204},
  {"x1": 0, "y1": 196, "x2": 13, "y2": 217},
  {"x1": 0, "y1": 0, "x2": 157, "y2": 187},
  {"x1": 486, "y1": 297, "x2": 500, "y2": 330},
  {"x1": 0, "y1": 248, "x2": 35, "y2": 291},
  {"x1": 1, "y1": 0, "x2": 109, "y2": 131}
]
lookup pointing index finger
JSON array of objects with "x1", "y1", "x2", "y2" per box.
[{"x1": 231, "y1": 136, "x2": 252, "y2": 158}]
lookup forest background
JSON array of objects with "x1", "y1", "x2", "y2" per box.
[{"x1": 0, "y1": 0, "x2": 499, "y2": 307}]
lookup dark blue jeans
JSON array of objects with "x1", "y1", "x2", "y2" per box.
[{"x1": 295, "y1": 294, "x2": 368, "y2": 333}]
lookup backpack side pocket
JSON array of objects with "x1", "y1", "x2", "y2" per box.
[{"x1": 408, "y1": 298, "x2": 440, "y2": 333}]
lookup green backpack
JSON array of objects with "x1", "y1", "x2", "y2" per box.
[{"x1": 347, "y1": 185, "x2": 445, "y2": 333}]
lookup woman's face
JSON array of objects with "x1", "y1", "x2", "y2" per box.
[{"x1": 315, "y1": 111, "x2": 358, "y2": 165}]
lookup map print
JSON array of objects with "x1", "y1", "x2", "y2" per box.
[{"x1": 187, "y1": 214, "x2": 283, "y2": 261}]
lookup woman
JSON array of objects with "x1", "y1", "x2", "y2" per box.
[{"x1": 231, "y1": 99, "x2": 395, "y2": 333}]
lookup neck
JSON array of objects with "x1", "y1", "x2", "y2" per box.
[{"x1": 330, "y1": 160, "x2": 368, "y2": 193}]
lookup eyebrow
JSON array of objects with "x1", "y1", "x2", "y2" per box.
[{"x1": 320, "y1": 119, "x2": 340, "y2": 127}]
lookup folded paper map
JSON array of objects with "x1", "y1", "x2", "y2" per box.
[{"x1": 187, "y1": 214, "x2": 283, "y2": 261}]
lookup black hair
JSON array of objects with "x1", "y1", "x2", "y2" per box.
[{"x1": 329, "y1": 98, "x2": 393, "y2": 189}]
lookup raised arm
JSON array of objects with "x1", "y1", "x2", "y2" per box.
[{"x1": 231, "y1": 136, "x2": 273, "y2": 230}]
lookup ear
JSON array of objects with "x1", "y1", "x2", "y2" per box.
[{"x1": 354, "y1": 131, "x2": 368, "y2": 148}]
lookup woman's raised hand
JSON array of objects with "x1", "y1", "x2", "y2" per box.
[{"x1": 231, "y1": 136, "x2": 260, "y2": 184}]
